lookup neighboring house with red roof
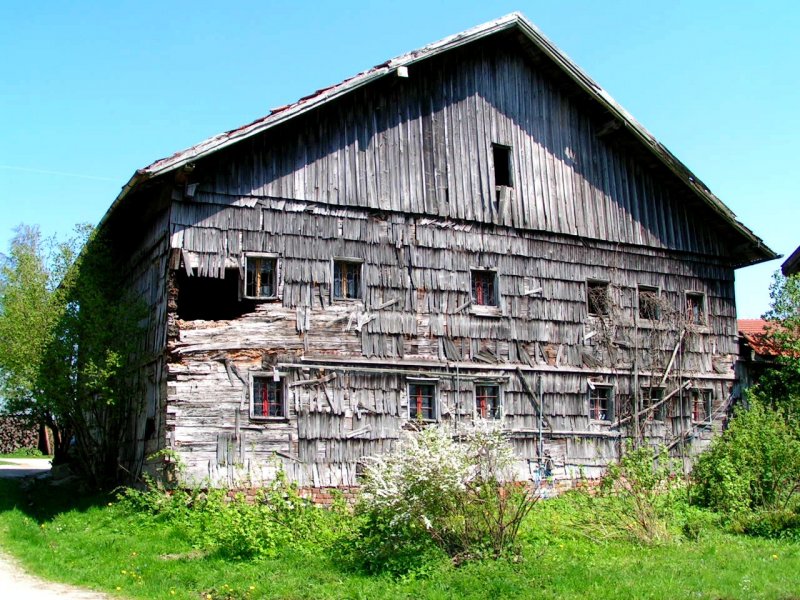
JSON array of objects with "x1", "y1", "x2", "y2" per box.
[{"x1": 736, "y1": 319, "x2": 781, "y2": 395}]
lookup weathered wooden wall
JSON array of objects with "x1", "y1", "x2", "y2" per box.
[
  {"x1": 166, "y1": 198, "x2": 734, "y2": 484},
  {"x1": 197, "y1": 41, "x2": 728, "y2": 258},
  {"x1": 151, "y1": 37, "x2": 738, "y2": 485},
  {"x1": 115, "y1": 207, "x2": 171, "y2": 480}
]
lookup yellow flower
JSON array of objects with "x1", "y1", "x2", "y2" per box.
[
  {"x1": 121, "y1": 570, "x2": 127, "y2": 574},
  {"x1": 249, "y1": 586, "x2": 256, "y2": 590},
  {"x1": 773, "y1": 554, "x2": 779, "y2": 559},
  {"x1": 170, "y1": 592, "x2": 176, "y2": 596},
  {"x1": 116, "y1": 587, "x2": 121, "y2": 591}
]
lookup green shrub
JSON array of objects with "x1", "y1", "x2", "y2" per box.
[
  {"x1": 732, "y1": 509, "x2": 800, "y2": 542},
  {"x1": 345, "y1": 422, "x2": 538, "y2": 574},
  {"x1": 691, "y1": 400, "x2": 800, "y2": 514},
  {"x1": 600, "y1": 443, "x2": 679, "y2": 544},
  {"x1": 118, "y1": 470, "x2": 351, "y2": 560}
]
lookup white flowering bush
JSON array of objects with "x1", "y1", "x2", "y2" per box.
[{"x1": 349, "y1": 421, "x2": 537, "y2": 571}]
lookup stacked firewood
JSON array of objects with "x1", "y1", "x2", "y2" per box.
[{"x1": 0, "y1": 416, "x2": 39, "y2": 454}]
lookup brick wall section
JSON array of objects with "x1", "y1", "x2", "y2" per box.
[{"x1": 0, "y1": 416, "x2": 39, "y2": 454}]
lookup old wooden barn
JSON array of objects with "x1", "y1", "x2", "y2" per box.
[{"x1": 99, "y1": 13, "x2": 776, "y2": 487}]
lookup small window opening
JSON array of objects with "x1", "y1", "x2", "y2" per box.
[
  {"x1": 176, "y1": 268, "x2": 253, "y2": 320},
  {"x1": 589, "y1": 385, "x2": 614, "y2": 421},
  {"x1": 333, "y1": 259, "x2": 362, "y2": 300},
  {"x1": 638, "y1": 285, "x2": 660, "y2": 321},
  {"x1": 245, "y1": 256, "x2": 278, "y2": 299},
  {"x1": 686, "y1": 292, "x2": 706, "y2": 325},
  {"x1": 252, "y1": 376, "x2": 285, "y2": 419},
  {"x1": 587, "y1": 280, "x2": 609, "y2": 316},
  {"x1": 408, "y1": 382, "x2": 437, "y2": 421},
  {"x1": 476, "y1": 384, "x2": 501, "y2": 419},
  {"x1": 642, "y1": 387, "x2": 666, "y2": 421},
  {"x1": 691, "y1": 389, "x2": 713, "y2": 422},
  {"x1": 471, "y1": 269, "x2": 498, "y2": 306},
  {"x1": 492, "y1": 144, "x2": 512, "y2": 188}
]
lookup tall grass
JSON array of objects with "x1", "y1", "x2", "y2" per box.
[{"x1": 0, "y1": 477, "x2": 799, "y2": 599}]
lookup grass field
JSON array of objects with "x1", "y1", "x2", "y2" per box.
[{"x1": 0, "y1": 478, "x2": 798, "y2": 600}]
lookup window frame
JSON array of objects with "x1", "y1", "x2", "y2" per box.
[
  {"x1": 331, "y1": 257, "x2": 364, "y2": 302},
  {"x1": 470, "y1": 268, "x2": 499, "y2": 307},
  {"x1": 641, "y1": 386, "x2": 667, "y2": 421},
  {"x1": 243, "y1": 253, "x2": 281, "y2": 301},
  {"x1": 474, "y1": 382, "x2": 503, "y2": 420},
  {"x1": 690, "y1": 388, "x2": 714, "y2": 423},
  {"x1": 587, "y1": 279, "x2": 610, "y2": 317},
  {"x1": 685, "y1": 291, "x2": 707, "y2": 326},
  {"x1": 588, "y1": 383, "x2": 614, "y2": 422},
  {"x1": 491, "y1": 143, "x2": 513, "y2": 188},
  {"x1": 407, "y1": 379, "x2": 438, "y2": 422},
  {"x1": 250, "y1": 372, "x2": 288, "y2": 420},
  {"x1": 637, "y1": 284, "x2": 661, "y2": 322}
]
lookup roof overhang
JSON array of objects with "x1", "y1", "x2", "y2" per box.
[{"x1": 100, "y1": 12, "x2": 777, "y2": 267}]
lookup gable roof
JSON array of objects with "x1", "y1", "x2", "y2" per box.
[{"x1": 107, "y1": 12, "x2": 776, "y2": 267}]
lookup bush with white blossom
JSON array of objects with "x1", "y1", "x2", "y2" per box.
[{"x1": 353, "y1": 420, "x2": 537, "y2": 569}]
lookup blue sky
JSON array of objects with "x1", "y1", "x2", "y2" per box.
[{"x1": 1, "y1": 1, "x2": 797, "y2": 317}]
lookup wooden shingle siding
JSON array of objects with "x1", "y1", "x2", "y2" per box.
[
  {"x1": 164, "y1": 188, "x2": 736, "y2": 484},
  {"x1": 201, "y1": 46, "x2": 726, "y2": 258}
]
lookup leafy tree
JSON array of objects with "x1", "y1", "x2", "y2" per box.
[
  {"x1": 0, "y1": 225, "x2": 80, "y2": 460},
  {"x1": 754, "y1": 272, "x2": 800, "y2": 416},
  {"x1": 0, "y1": 224, "x2": 146, "y2": 486},
  {"x1": 692, "y1": 400, "x2": 800, "y2": 514}
]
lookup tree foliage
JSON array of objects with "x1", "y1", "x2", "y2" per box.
[
  {"x1": 0, "y1": 224, "x2": 145, "y2": 486},
  {"x1": 754, "y1": 272, "x2": 800, "y2": 416},
  {"x1": 691, "y1": 400, "x2": 800, "y2": 514}
]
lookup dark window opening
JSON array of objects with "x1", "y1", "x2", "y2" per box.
[
  {"x1": 686, "y1": 292, "x2": 706, "y2": 325},
  {"x1": 642, "y1": 387, "x2": 666, "y2": 421},
  {"x1": 252, "y1": 377, "x2": 285, "y2": 419},
  {"x1": 333, "y1": 260, "x2": 362, "y2": 300},
  {"x1": 245, "y1": 256, "x2": 278, "y2": 299},
  {"x1": 587, "y1": 280, "x2": 609, "y2": 316},
  {"x1": 638, "y1": 285, "x2": 660, "y2": 321},
  {"x1": 476, "y1": 384, "x2": 501, "y2": 419},
  {"x1": 492, "y1": 144, "x2": 512, "y2": 187},
  {"x1": 589, "y1": 386, "x2": 613, "y2": 421},
  {"x1": 471, "y1": 270, "x2": 498, "y2": 306},
  {"x1": 176, "y1": 268, "x2": 253, "y2": 320},
  {"x1": 409, "y1": 382, "x2": 436, "y2": 421},
  {"x1": 690, "y1": 389, "x2": 713, "y2": 422}
]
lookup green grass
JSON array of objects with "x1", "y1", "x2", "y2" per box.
[
  {"x1": 0, "y1": 451, "x2": 51, "y2": 459},
  {"x1": 0, "y1": 479, "x2": 799, "y2": 599}
]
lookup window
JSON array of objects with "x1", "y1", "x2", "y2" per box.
[
  {"x1": 492, "y1": 144, "x2": 513, "y2": 188},
  {"x1": 589, "y1": 384, "x2": 614, "y2": 421},
  {"x1": 690, "y1": 388, "x2": 713, "y2": 422},
  {"x1": 252, "y1": 376, "x2": 286, "y2": 419},
  {"x1": 475, "y1": 383, "x2": 501, "y2": 419},
  {"x1": 244, "y1": 255, "x2": 278, "y2": 299},
  {"x1": 587, "y1": 280, "x2": 609, "y2": 316},
  {"x1": 333, "y1": 259, "x2": 362, "y2": 300},
  {"x1": 638, "y1": 285, "x2": 660, "y2": 321},
  {"x1": 686, "y1": 292, "x2": 706, "y2": 325},
  {"x1": 471, "y1": 269, "x2": 498, "y2": 306},
  {"x1": 408, "y1": 381, "x2": 437, "y2": 421},
  {"x1": 642, "y1": 387, "x2": 666, "y2": 421}
]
